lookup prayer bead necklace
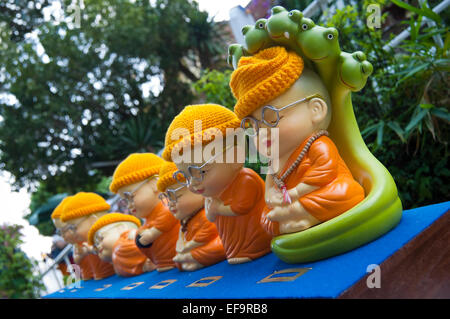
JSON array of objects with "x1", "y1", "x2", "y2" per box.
[
  {"x1": 180, "y1": 207, "x2": 203, "y2": 233},
  {"x1": 271, "y1": 130, "x2": 329, "y2": 204}
]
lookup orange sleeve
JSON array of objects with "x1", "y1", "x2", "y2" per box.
[
  {"x1": 300, "y1": 173, "x2": 366, "y2": 222},
  {"x1": 147, "y1": 207, "x2": 178, "y2": 233},
  {"x1": 89, "y1": 254, "x2": 115, "y2": 280},
  {"x1": 228, "y1": 172, "x2": 261, "y2": 216},
  {"x1": 191, "y1": 236, "x2": 226, "y2": 267},
  {"x1": 301, "y1": 138, "x2": 339, "y2": 187},
  {"x1": 112, "y1": 231, "x2": 147, "y2": 277},
  {"x1": 260, "y1": 206, "x2": 279, "y2": 237},
  {"x1": 192, "y1": 215, "x2": 219, "y2": 243},
  {"x1": 78, "y1": 253, "x2": 94, "y2": 280}
]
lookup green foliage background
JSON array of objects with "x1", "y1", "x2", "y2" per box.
[
  {"x1": 323, "y1": 0, "x2": 449, "y2": 209},
  {"x1": 0, "y1": 0, "x2": 228, "y2": 194},
  {"x1": 0, "y1": 0, "x2": 448, "y2": 233},
  {"x1": 0, "y1": 0, "x2": 448, "y2": 299},
  {"x1": 0, "y1": 224, "x2": 44, "y2": 298},
  {"x1": 0, "y1": 0, "x2": 230, "y2": 218},
  {"x1": 195, "y1": 0, "x2": 450, "y2": 209}
]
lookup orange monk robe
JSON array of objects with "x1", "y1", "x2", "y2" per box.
[
  {"x1": 180, "y1": 209, "x2": 226, "y2": 267},
  {"x1": 138, "y1": 202, "x2": 180, "y2": 269},
  {"x1": 261, "y1": 134, "x2": 365, "y2": 237},
  {"x1": 87, "y1": 254, "x2": 115, "y2": 280},
  {"x1": 87, "y1": 253, "x2": 115, "y2": 280},
  {"x1": 112, "y1": 230, "x2": 148, "y2": 277},
  {"x1": 75, "y1": 243, "x2": 93, "y2": 280},
  {"x1": 217, "y1": 168, "x2": 272, "y2": 260},
  {"x1": 57, "y1": 263, "x2": 69, "y2": 276}
]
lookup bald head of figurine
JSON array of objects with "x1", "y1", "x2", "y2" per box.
[{"x1": 249, "y1": 66, "x2": 332, "y2": 170}]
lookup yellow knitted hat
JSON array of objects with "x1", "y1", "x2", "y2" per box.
[
  {"x1": 51, "y1": 196, "x2": 73, "y2": 220},
  {"x1": 60, "y1": 192, "x2": 111, "y2": 222},
  {"x1": 87, "y1": 212, "x2": 141, "y2": 245},
  {"x1": 230, "y1": 46, "x2": 304, "y2": 120},
  {"x1": 109, "y1": 153, "x2": 165, "y2": 194},
  {"x1": 162, "y1": 104, "x2": 241, "y2": 161},
  {"x1": 156, "y1": 161, "x2": 186, "y2": 192}
]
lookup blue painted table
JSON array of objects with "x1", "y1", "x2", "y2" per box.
[{"x1": 44, "y1": 201, "x2": 449, "y2": 299}]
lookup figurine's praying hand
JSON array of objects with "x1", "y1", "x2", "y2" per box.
[
  {"x1": 83, "y1": 242, "x2": 96, "y2": 254},
  {"x1": 142, "y1": 258, "x2": 156, "y2": 272},
  {"x1": 73, "y1": 242, "x2": 94, "y2": 263},
  {"x1": 173, "y1": 252, "x2": 203, "y2": 271},
  {"x1": 204, "y1": 197, "x2": 217, "y2": 222},
  {"x1": 267, "y1": 200, "x2": 321, "y2": 234},
  {"x1": 80, "y1": 242, "x2": 95, "y2": 255},
  {"x1": 137, "y1": 227, "x2": 162, "y2": 246},
  {"x1": 265, "y1": 188, "x2": 285, "y2": 208},
  {"x1": 176, "y1": 239, "x2": 202, "y2": 254},
  {"x1": 127, "y1": 229, "x2": 137, "y2": 240},
  {"x1": 173, "y1": 251, "x2": 196, "y2": 263},
  {"x1": 205, "y1": 197, "x2": 237, "y2": 222},
  {"x1": 266, "y1": 176, "x2": 320, "y2": 208}
]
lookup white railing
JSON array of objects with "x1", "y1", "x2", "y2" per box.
[
  {"x1": 303, "y1": 0, "x2": 327, "y2": 17},
  {"x1": 39, "y1": 243, "x2": 74, "y2": 291},
  {"x1": 383, "y1": 0, "x2": 449, "y2": 50},
  {"x1": 37, "y1": 194, "x2": 121, "y2": 294}
]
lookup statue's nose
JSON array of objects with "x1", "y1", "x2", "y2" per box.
[{"x1": 242, "y1": 25, "x2": 251, "y2": 36}]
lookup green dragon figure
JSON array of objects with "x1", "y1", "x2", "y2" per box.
[{"x1": 228, "y1": 5, "x2": 402, "y2": 263}]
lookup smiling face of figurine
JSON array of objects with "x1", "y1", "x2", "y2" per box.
[
  {"x1": 175, "y1": 139, "x2": 244, "y2": 198},
  {"x1": 165, "y1": 184, "x2": 204, "y2": 221},
  {"x1": 94, "y1": 228, "x2": 119, "y2": 262},
  {"x1": 117, "y1": 178, "x2": 160, "y2": 219},
  {"x1": 94, "y1": 222, "x2": 137, "y2": 262},
  {"x1": 249, "y1": 67, "x2": 331, "y2": 173},
  {"x1": 53, "y1": 218, "x2": 76, "y2": 244},
  {"x1": 65, "y1": 212, "x2": 108, "y2": 244},
  {"x1": 53, "y1": 218, "x2": 65, "y2": 230}
]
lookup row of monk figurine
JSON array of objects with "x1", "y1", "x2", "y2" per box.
[
  {"x1": 48, "y1": 1, "x2": 384, "y2": 280},
  {"x1": 50, "y1": 39, "x2": 367, "y2": 278}
]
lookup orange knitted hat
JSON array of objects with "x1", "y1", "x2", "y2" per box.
[
  {"x1": 87, "y1": 212, "x2": 141, "y2": 245},
  {"x1": 161, "y1": 104, "x2": 241, "y2": 161},
  {"x1": 109, "y1": 153, "x2": 165, "y2": 194},
  {"x1": 51, "y1": 196, "x2": 73, "y2": 220},
  {"x1": 60, "y1": 192, "x2": 110, "y2": 222},
  {"x1": 156, "y1": 161, "x2": 186, "y2": 192},
  {"x1": 230, "y1": 46, "x2": 304, "y2": 120}
]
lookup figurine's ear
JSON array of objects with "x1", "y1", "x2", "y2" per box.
[
  {"x1": 307, "y1": 98, "x2": 328, "y2": 127},
  {"x1": 232, "y1": 143, "x2": 246, "y2": 166},
  {"x1": 149, "y1": 178, "x2": 159, "y2": 194}
]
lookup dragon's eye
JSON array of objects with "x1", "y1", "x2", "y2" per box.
[
  {"x1": 288, "y1": 12, "x2": 293, "y2": 16},
  {"x1": 259, "y1": 23, "x2": 264, "y2": 28},
  {"x1": 302, "y1": 24, "x2": 308, "y2": 30},
  {"x1": 327, "y1": 33, "x2": 334, "y2": 40}
]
